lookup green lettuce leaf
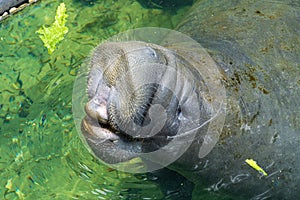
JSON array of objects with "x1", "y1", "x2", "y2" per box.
[{"x1": 36, "y1": 3, "x2": 68, "y2": 54}]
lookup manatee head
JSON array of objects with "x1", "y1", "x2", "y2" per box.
[{"x1": 80, "y1": 41, "x2": 217, "y2": 169}]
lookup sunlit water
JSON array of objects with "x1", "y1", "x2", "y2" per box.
[{"x1": 0, "y1": 0, "x2": 243, "y2": 199}]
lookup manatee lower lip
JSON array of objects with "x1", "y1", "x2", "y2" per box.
[{"x1": 81, "y1": 116, "x2": 142, "y2": 164}]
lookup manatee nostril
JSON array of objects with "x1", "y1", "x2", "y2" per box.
[
  {"x1": 97, "y1": 105, "x2": 108, "y2": 124},
  {"x1": 85, "y1": 99, "x2": 108, "y2": 123}
]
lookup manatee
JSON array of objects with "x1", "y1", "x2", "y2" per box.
[{"x1": 78, "y1": 0, "x2": 300, "y2": 199}]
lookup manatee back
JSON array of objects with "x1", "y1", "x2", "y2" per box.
[{"x1": 173, "y1": 1, "x2": 300, "y2": 199}]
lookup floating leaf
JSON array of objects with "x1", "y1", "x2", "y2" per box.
[
  {"x1": 36, "y1": 3, "x2": 68, "y2": 54},
  {"x1": 245, "y1": 158, "x2": 268, "y2": 176}
]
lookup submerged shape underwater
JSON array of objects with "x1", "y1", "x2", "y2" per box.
[{"x1": 0, "y1": 0, "x2": 299, "y2": 200}]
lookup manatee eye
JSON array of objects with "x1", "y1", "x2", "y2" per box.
[
  {"x1": 177, "y1": 107, "x2": 182, "y2": 115},
  {"x1": 145, "y1": 46, "x2": 157, "y2": 58},
  {"x1": 145, "y1": 46, "x2": 167, "y2": 64},
  {"x1": 177, "y1": 106, "x2": 184, "y2": 121}
]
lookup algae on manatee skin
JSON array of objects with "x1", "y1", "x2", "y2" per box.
[{"x1": 36, "y1": 3, "x2": 68, "y2": 54}]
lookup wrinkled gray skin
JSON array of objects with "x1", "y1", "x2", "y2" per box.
[{"x1": 82, "y1": 0, "x2": 300, "y2": 199}]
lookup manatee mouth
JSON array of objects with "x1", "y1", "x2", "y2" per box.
[
  {"x1": 81, "y1": 110, "x2": 144, "y2": 164},
  {"x1": 82, "y1": 114, "x2": 144, "y2": 144}
]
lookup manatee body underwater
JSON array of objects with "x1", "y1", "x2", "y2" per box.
[{"x1": 76, "y1": 0, "x2": 300, "y2": 199}]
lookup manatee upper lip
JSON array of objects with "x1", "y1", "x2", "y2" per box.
[{"x1": 81, "y1": 116, "x2": 120, "y2": 142}]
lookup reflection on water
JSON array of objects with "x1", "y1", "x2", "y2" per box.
[{"x1": 0, "y1": 0, "x2": 194, "y2": 199}]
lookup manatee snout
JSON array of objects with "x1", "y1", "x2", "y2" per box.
[{"x1": 80, "y1": 41, "x2": 209, "y2": 165}]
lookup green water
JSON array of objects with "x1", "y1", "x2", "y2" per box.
[{"x1": 0, "y1": 0, "x2": 193, "y2": 199}]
